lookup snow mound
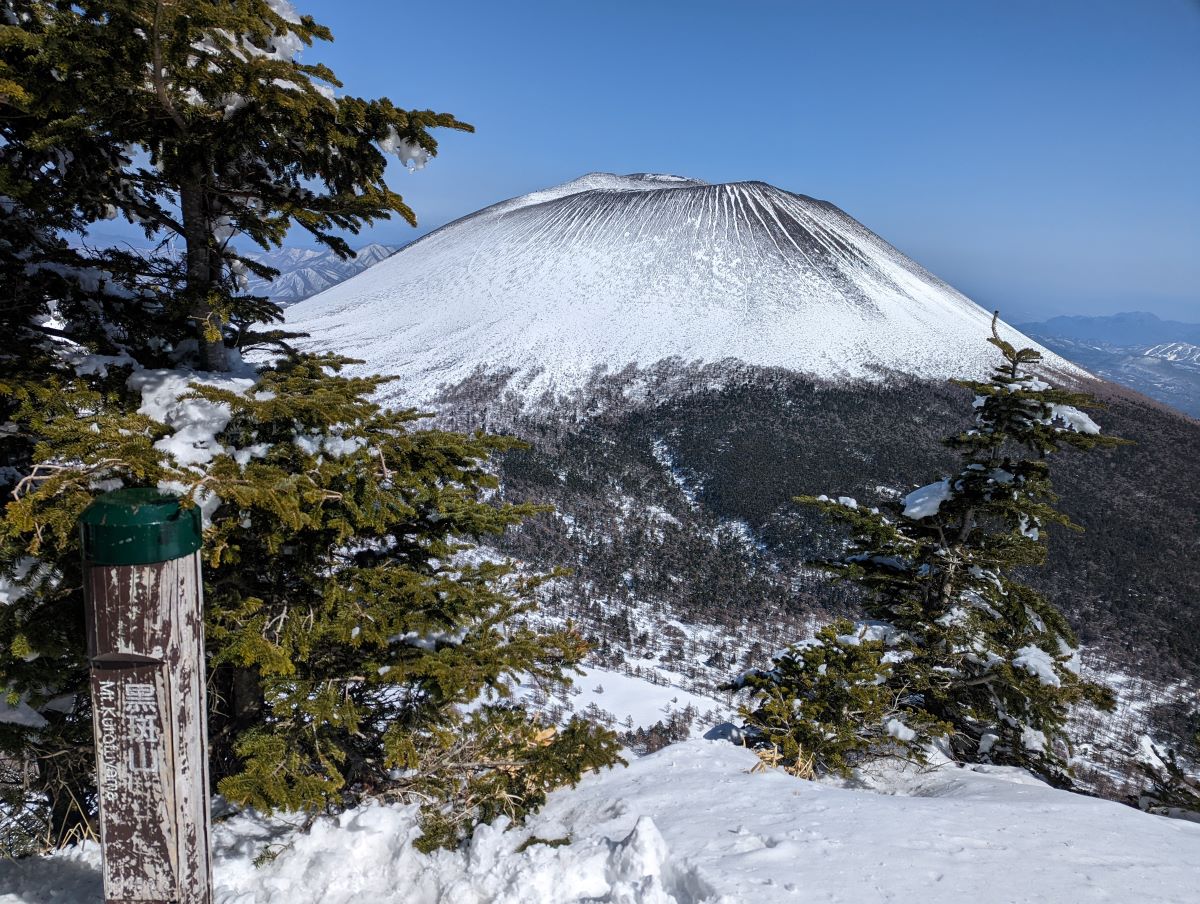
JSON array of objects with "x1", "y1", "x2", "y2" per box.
[
  {"x1": 5, "y1": 740, "x2": 1197, "y2": 904},
  {"x1": 533, "y1": 741, "x2": 1199, "y2": 903},
  {"x1": 285, "y1": 173, "x2": 1084, "y2": 407},
  {"x1": 0, "y1": 802, "x2": 702, "y2": 904}
]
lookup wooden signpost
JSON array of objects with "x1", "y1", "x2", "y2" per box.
[{"x1": 80, "y1": 489, "x2": 213, "y2": 904}]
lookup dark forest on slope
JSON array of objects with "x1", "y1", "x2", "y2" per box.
[{"x1": 435, "y1": 364, "x2": 1200, "y2": 682}]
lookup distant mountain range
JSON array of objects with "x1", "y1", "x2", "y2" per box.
[
  {"x1": 1018, "y1": 313, "x2": 1200, "y2": 419},
  {"x1": 1018, "y1": 312, "x2": 1200, "y2": 346},
  {"x1": 242, "y1": 243, "x2": 398, "y2": 305}
]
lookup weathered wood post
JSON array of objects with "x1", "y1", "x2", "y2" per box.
[{"x1": 80, "y1": 489, "x2": 213, "y2": 904}]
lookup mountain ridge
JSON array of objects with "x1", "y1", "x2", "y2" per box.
[
  {"x1": 286, "y1": 173, "x2": 1084, "y2": 405},
  {"x1": 1019, "y1": 312, "x2": 1200, "y2": 347},
  {"x1": 242, "y1": 241, "x2": 398, "y2": 305}
]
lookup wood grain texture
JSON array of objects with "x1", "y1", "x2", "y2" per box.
[{"x1": 86, "y1": 553, "x2": 212, "y2": 904}]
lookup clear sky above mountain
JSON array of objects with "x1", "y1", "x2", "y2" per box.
[{"x1": 270, "y1": 2, "x2": 1200, "y2": 322}]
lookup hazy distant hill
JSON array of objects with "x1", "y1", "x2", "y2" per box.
[
  {"x1": 1019, "y1": 312, "x2": 1200, "y2": 346},
  {"x1": 1020, "y1": 314, "x2": 1200, "y2": 419},
  {"x1": 242, "y1": 242, "x2": 398, "y2": 305}
]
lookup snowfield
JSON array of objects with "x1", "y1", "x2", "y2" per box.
[
  {"x1": 4, "y1": 739, "x2": 1196, "y2": 904},
  {"x1": 285, "y1": 173, "x2": 1086, "y2": 408},
  {"x1": 565, "y1": 665, "x2": 726, "y2": 729}
]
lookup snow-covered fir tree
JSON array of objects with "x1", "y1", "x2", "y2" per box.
[
  {"x1": 1, "y1": 0, "x2": 619, "y2": 852},
  {"x1": 744, "y1": 317, "x2": 1125, "y2": 783},
  {"x1": 1137, "y1": 726, "x2": 1200, "y2": 821},
  {"x1": 733, "y1": 619, "x2": 949, "y2": 776}
]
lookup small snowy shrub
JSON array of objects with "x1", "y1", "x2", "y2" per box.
[{"x1": 734, "y1": 620, "x2": 945, "y2": 776}]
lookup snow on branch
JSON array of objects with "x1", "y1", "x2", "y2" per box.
[
  {"x1": 379, "y1": 127, "x2": 432, "y2": 171},
  {"x1": 1048, "y1": 404, "x2": 1101, "y2": 435},
  {"x1": 901, "y1": 479, "x2": 953, "y2": 520}
]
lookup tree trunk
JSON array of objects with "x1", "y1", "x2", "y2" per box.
[
  {"x1": 179, "y1": 179, "x2": 229, "y2": 373},
  {"x1": 231, "y1": 666, "x2": 263, "y2": 729},
  {"x1": 208, "y1": 664, "x2": 264, "y2": 785}
]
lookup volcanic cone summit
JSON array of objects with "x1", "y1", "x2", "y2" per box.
[{"x1": 286, "y1": 173, "x2": 1077, "y2": 404}]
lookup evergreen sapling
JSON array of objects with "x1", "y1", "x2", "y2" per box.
[{"x1": 741, "y1": 317, "x2": 1124, "y2": 784}]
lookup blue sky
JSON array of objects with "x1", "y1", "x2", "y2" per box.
[{"x1": 298, "y1": 0, "x2": 1199, "y2": 323}]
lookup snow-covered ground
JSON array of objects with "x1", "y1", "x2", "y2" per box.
[
  {"x1": 565, "y1": 665, "x2": 726, "y2": 730},
  {"x1": 4, "y1": 739, "x2": 1196, "y2": 904}
]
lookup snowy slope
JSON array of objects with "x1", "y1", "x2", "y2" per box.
[
  {"x1": 5, "y1": 740, "x2": 1196, "y2": 904},
  {"x1": 566, "y1": 665, "x2": 727, "y2": 730},
  {"x1": 1145, "y1": 341, "x2": 1200, "y2": 364},
  {"x1": 285, "y1": 173, "x2": 1083, "y2": 405}
]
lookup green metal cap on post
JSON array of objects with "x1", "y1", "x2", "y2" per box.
[{"x1": 79, "y1": 488, "x2": 203, "y2": 566}]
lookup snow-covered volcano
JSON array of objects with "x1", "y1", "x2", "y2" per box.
[{"x1": 286, "y1": 173, "x2": 1080, "y2": 404}]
